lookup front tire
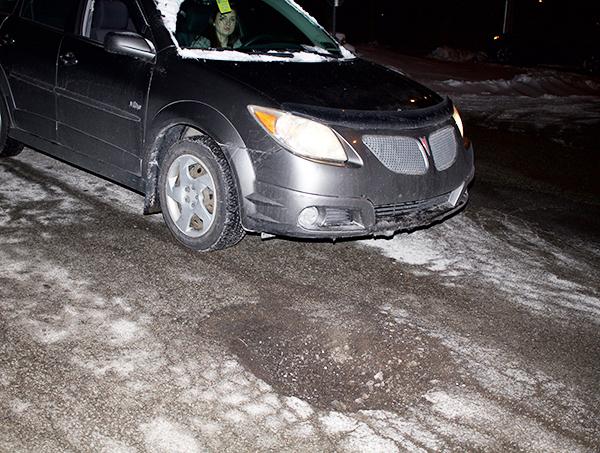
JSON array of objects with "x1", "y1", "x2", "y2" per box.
[
  {"x1": 158, "y1": 136, "x2": 245, "y2": 251},
  {"x1": 0, "y1": 96, "x2": 24, "y2": 158}
]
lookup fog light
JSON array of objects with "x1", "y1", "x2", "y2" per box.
[{"x1": 298, "y1": 207, "x2": 320, "y2": 229}]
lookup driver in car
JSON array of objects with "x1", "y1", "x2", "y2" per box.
[{"x1": 190, "y1": 7, "x2": 242, "y2": 49}]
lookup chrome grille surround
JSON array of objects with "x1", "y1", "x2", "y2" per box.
[
  {"x1": 429, "y1": 126, "x2": 458, "y2": 171},
  {"x1": 362, "y1": 135, "x2": 428, "y2": 175}
]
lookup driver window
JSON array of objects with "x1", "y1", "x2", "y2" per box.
[
  {"x1": 175, "y1": 0, "x2": 313, "y2": 51},
  {"x1": 84, "y1": 0, "x2": 145, "y2": 42}
]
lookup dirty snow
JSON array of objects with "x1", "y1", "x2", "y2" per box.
[
  {"x1": 430, "y1": 46, "x2": 488, "y2": 63},
  {"x1": 361, "y1": 214, "x2": 600, "y2": 324},
  {"x1": 2, "y1": 231, "x2": 593, "y2": 451}
]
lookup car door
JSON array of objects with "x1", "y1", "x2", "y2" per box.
[
  {"x1": 56, "y1": 0, "x2": 154, "y2": 183},
  {"x1": 0, "y1": 0, "x2": 77, "y2": 141}
]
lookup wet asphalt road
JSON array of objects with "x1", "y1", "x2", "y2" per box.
[{"x1": 0, "y1": 118, "x2": 599, "y2": 452}]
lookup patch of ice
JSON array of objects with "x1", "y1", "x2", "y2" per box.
[
  {"x1": 359, "y1": 410, "x2": 439, "y2": 452},
  {"x1": 94, "y1": 435, "x2": 137, "y2": 453},
  {"x1": 242, "y1": 402, "x2": 275, "y2": 417},
  {"x1": 74, "y1": 350, "x2": 164, "y2": 378},
  {"x1": 0, "y1": 150, "x2": 144, "y2": 219},
  {"x1": 422, "y1": 390, "x2": 586, "y2": 451},
  {"x1": 290, "y1": 421, "x2": 316, "y2": 438},
  {"x1": 361, "y1": 214, "x2": 600, "y2": 324},
  {"x1": 140, "y1": 418, "x2": 203, "y2": 453},
  {"x1": 320, "y1": 412, "x2": 358, "y2": 434},
  {"x1": 285, "y1": 396, "x2": 314, "y2": 420},
  {"x1": 319, "y1": 414, "x2": 400, "y2": 453},
  {"x1": 109, "y1": 319, "x2": 141, "y2": 343},
  {"x1": 223, "y1": 408, "x2": 247, "y2": 424},
  {"x1": 219, "y1": 392, "x2": 249, "y2": 406},
  {"x1": 9, "y1": 398, "x2": 31, "y2": 415}
]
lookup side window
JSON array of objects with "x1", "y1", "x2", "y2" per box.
[
  {"x1": 85, "y1": 0, "x2": 147, "y2": 43},
  {"x1": 0, "y1": 0, "x2": 18, "y2": 14},
  {"x1": 21, "y1": 0, "x2": 78, "y2": 30}
]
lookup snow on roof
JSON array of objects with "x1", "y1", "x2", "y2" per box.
[{"x1": 154, "y1": 0, "x2": 355, "y2": 62}]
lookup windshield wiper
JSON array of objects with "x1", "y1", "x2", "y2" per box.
[
  {"x1": 300, "y1": 44, "x2": 343, "y2": 59},
  {"x1": 236, "y1": 48, "x2": 295, "y2": 58}
]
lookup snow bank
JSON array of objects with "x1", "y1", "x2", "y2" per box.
[
  {"x1": 448, "y1": 94, "x2": 600, "y2": 137},
  {"x1": 435, "y1": 71, "x2": 600, "y2": 98},
  {"x1": 430, "y1": 46, "x2": 488, "y2": 63},
  {"x1": 422, "y1": 66, "x2": 600, "y2": 136}
]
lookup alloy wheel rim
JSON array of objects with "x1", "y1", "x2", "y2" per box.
[{"x1": 165, "y1": 154, "x2": 217, "y2": 238}]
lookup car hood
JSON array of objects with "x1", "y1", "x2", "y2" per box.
[{"x1": 207, "y1": 57, "x2": 443, "y2": 112}]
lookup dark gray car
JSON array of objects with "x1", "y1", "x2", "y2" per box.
[{"x1": 0, "y1": 0, "x2": 474, "y2": 251}]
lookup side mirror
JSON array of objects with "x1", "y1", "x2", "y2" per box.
[{"x1": 104, "y1": 31, "x2": 156, "y2": 63}]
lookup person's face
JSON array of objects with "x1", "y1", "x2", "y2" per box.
[{"x1": 214, "y1": 11, "x2": 237, "y2": 37}]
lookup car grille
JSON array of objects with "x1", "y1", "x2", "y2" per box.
[
  {"x1": 374, "y1": 191, "x2": 451, "y2": 220},
  {"x1": 362, "y1": 135, "x2": 428, "y2": 175},
  {"x1": 429, "y1": 126, "x2": 458, "y2": 171},
  {"x1": 362, "y1": 126, "x2": 459, "y2": 174}
]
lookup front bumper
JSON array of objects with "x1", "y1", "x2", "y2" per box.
[{"x1": 242, "y1": 177, "x2": 472, "y2": 239}]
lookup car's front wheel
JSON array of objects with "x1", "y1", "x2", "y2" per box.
[
  {"x1": 0, "y1": 96, "x2": 24, "y2": 158},
  {"x1": 158, "y1": 136, "x2": 245, "y2": 251}
]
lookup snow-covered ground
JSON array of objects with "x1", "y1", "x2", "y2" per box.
[
  {"x1": 2, "y1": 148, "x2": 598, "y2": 451},
  {"x1": 1, "y1": 47, "x2": 599, "y2": 452},
  {"x1": 361, "y1": 213, "x2": 600, "y2": 325}
]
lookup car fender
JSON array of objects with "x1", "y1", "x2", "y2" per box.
[{"x1": 143, "y1": 100, "x2": 255, "y2": 216}]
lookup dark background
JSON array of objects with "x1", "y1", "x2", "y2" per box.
[{"x1": 297, "y1": 0, "x2": 600, "y2": 54}]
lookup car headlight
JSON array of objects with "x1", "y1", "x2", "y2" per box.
[
  {"x1": 452, "y1": 105, "x2": 464, "y2": 138},
  {"x1": 248, "y1": 105, "x2": 347, "y2": 164}
]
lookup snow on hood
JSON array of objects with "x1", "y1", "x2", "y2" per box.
[{"x1": 155, "y1": 0, "x2": 355, "y2": 62}]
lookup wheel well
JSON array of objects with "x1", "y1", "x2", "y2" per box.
[{"x1": 143, "y1": 124, "x2": 207, "y2": 215}]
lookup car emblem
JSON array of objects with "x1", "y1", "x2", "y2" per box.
[
  {"x1": 129, "y1": 100, "x2": 142, "y2": 111},
  {"x1": 419, "y1": 137, "x2": 431, "y2": 156}
]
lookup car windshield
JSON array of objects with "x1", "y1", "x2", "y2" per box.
[{"x1": 174, "y1": 0, "x2": 342, "y2": 56}]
